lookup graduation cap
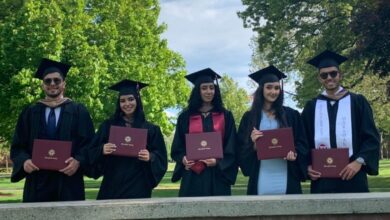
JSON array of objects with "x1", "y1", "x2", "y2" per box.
[
  {"x1": 35, "y1": 58, "x2": 71, "y2": 79},
  {"x1": 307, "y1": 50, "x2": 348, "y2": 69},
  {"x1": 109, "y1": 79, "x2": 148, "y2": 96},
  {"x1": 185, "y1": 68, "x2": 221, "y2": 85},
  {"x1": 249, "y1": 65, "x2": 287, "y2": 84}
]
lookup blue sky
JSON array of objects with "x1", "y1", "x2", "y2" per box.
[{"x1": 158, "y1": 0, "x2": 299, "y2": 112}]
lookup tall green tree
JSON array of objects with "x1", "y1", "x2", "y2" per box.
[
  {"x1": 238, "y1": 0, "x2": 389, "y2": 143},
  {"x1": 219, "y1": 74, "x2": 250, "y2": 127},
  {"x1": 0, "y1": 0, "x2": 190, "y2": 144}
]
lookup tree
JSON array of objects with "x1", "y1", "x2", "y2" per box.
[
  {"x1": 349, "y1": 0, "x2": 390, "y2": 78},
  {"x1": 238, "y1": 0, "x2": 389, "y2": 152},
  {"x1": 219, "y1": 74, "x2": 250, "y2": 128},
  {"x1": 0, "y1": 0, "x2": 190, "y2": 145}
]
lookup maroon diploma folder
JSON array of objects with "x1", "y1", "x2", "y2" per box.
[
  {"x1": 108, "y1": 126, "x2": 148, "y2": 157},
  {"x1": 256, "y1": 127, "x2": 295, "y2": 160},
  {"x1": 185, "y1": 132, "x2": 223, "y2": 161},
  {"x1": 32, "y1": 139, "x2": 72, "y2": 171},
  {"x1": 311, "y1": 148, "x2": 349, "y2": 178}
]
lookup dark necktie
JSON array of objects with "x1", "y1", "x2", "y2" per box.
[{"x1": 47, "y1": 108, "x2": 56, "y2": 138}]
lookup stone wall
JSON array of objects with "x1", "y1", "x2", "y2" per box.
[{"x1": 1, "y1": 192, "x2": 389, "y2": 219}]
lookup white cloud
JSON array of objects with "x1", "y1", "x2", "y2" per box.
[
  {"x1": 159, "y1": 0, "x2": 253, "y2": 78},
  {"x1": 159, "y1": 0, "x2": 299, "y2": 109}
]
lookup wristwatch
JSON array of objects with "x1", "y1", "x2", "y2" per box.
[{"x1": 355, "y1": 157, "x2": 366, "y2": 165}]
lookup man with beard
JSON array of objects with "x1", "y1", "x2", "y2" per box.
[
  {"x1": 301, "y1": 50, "x2": 380, "y2": 193},
  {"x1": 10, "y1": 58, "x2": 95, "y2": 202}
]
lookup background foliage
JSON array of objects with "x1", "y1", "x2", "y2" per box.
[
  {"x1": 238, "y1": 0, "x2": 390, "y2": 156},
  {"x1": 0, "y1": 0, "x2": 191, "y2": 146}
]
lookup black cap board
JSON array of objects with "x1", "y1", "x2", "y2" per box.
[
  {"x1": 185, "y1": 68, "x2": 221, "y2": 85},
  {"x1": 249, "y1": 65, "x2": 287, "y2": 84},
  {"x1": 35, "y1": 58, "x2": 71, "y2": 79},
  {"x1": 109, "y1": 79, "x2": 148, "y2": 96},
  {"x1": 307, "y1": 50, "x2": 347, "y2": 69}
]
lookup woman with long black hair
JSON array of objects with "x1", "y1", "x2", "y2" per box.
[
  {"x1": 88, "y1": 79, "x2": 167, "y2": 199},
  {"x1": 171, "y1": 68, "x2": 238, "y2": 197},
  {"x1": 237, "y1": 65, "x2": 308, "y2": 195}
]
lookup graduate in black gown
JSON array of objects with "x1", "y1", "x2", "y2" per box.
[
  {"x1": 171, "y1": 68, "x2": 238, "y2": 197},
  {"x1": 302, "y1": 50, "x2": 380, "y2": 193},
  {"x1": 10, "y1": 58, "x2": 95, "y2": 202},
  {"x1": 237, "y1": 65, "x2": 309, "y2": 195},
  {"x1": 88, "y1": 79, "x2": 167, "y2": 199}
]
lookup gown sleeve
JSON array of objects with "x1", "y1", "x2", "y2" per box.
[
  {"x1": 142, "y1": 124, "x2": 168, "y2": 188},
  {"x1": 215, "y1": 111, "x2": 238, "y2": 184},
  {"x1": 354, "y1": 94, "x2": 380, "y2": 175},
  {"x1": 170, "y1": 112, "x2": 187, "y2": 182},
  {"x1": 301, "y1": 100, "x2": 316, "y2": 167},
  {"x1": 236, "y1": 111, "x2": 258, "y2": 177},
  {"x1": 85, "y1": 120, "x2": 111, "y2": 179},
  {"x1": 286, "y1": 108, "x2": 310, "y2": 181},
  {"x1": 73, "y1": 104, "x2": 95, "y2": 169},
  {"x1": 10, "y1": 107, "x2": 32, "y2": 182}
]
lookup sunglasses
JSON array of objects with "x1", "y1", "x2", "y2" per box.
[
  {"x1": 43, "y1": 77, "x2": 62, "y2": 86},
  {"x1": 319, "y1": 71, "x2": 339, "y2": 80}
]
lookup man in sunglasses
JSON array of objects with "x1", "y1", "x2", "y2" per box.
[
  {"x1": 301, "y1": 50, "x2": 380, "y2": 193},
  {"x1": 10, "y1": 58, "x2": 95, "y2": 202}
]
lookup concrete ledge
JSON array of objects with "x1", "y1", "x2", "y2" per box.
[{"x1": 1, "y1": 192, "x2": 390, "y2": 219}]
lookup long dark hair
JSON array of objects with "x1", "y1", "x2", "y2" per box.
[
  {"x1": 248, "y1": 77, "x2": 287, "y2": 130},
  {"x1": 187, "y1": 82, "x2": 224, "y2": 114},
  {"x1": 110, "y1": 93, "x2": 146, "y2": 128}
]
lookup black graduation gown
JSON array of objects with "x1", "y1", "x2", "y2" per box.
[
  {"x1": 171, "y1": 109, "x2": 238, "y2": 197},
  {"x1": 301, "y1": 92, "x2": 380, "y2": 193},
  {"x1": 237, "y1": 106, "x2": 309, "y2": 195},
  {"x1": 10, "y1": 101, "x2": 95, "y2": 202},
  {"x1": 88, "y1": 118, "x2": 167, "y2": 199}
]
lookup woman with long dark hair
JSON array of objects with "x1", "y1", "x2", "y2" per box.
[
  {"x1": 88, "y1": 79, "x2": 167, "y2": 199},
  {"x1": 237, "y1": 65, "x2": 308, "y2": 195},
  {"x1": 171, "y1": 68, "x2": 238, "y2": 196}
]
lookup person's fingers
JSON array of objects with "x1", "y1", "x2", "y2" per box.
[
  {"x1": 308, "y1": 166, "x2": 321, "y2": 176},
  {"x1": 24, "y1": 161, "x2": 38, "y2": 173},
  {"x1": 308, "y1": 168, "x2": 321, "y2": 177},
  {"x1": 65, "y1": 166, "x2": 77, "y2": 176},
  {"x1": 311, "y1": 171, "x2": 321, "y2": 177},
  {"x1": 138, "y1": 151, "x2": 149, "y2": 156},
  {"x1": 201, "y1": 159, "x2": 209, "y2": 165},
  {"x1": 62, "y1": 161, "x2": 79, "y2": 176},
  {"x1": 341, "y1": 170, "x2": 349, "y2": 180},
  {"x1": 346, "y1": 171, "x2": 353, "y2": 180},
  {"x1": 342, "y1": 168, "x2": 355, "y2": 180},
  {"x1": 59, "y1": 164, "x2": 72, "y2": 173},
  {"x1": 24, "y1": 164, "x2": 33, "y2": 173},
  {"x1": 339, "y1": 166, "x2": 348, "y2": 178},
  {"x1": 67, "y1": 170, "x2": 76, "y2": 176},
  {"x1": 308, "y1": 172, "x2": 321, "y2": 179},
  {"x1": 138, "y1": 153, "x2": 150, "y2": 161},
  {"x1": 341, "y1": 171, "x2": 349, "y2": 180},
  {"x1": 65, "y1": 157, "x2": 74, "y2": 163},
  {"x1": 104, "y1": 145, "x2": 116, "y2": 154},
  {"x1": 29, "y1": 161, "x2": 39, "y2": 171}
]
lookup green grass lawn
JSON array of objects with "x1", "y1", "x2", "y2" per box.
[{"x1": 1, "y1": 160, "x2": 389, "y2": 203}]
